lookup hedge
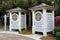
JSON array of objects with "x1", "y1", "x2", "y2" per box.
[
  {"x1": 56, "y1": 32, "x2": 60, "y2": 40},
  {"x1": 54, "y1": 28, "x2": 60, "y2": 37}
]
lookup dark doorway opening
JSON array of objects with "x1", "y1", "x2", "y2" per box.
[{"x1": 26, "y1": 12, "x2": 32, "y2": 32}]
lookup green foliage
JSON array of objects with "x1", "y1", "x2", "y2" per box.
[
  {"x1": 15, "y1": 0, "x2": 29, "y2": 9},
  {"x1": 56, "y1": 32, "x2": 60, "y2": 40},
  {"x1": 56, "y1": 32, "x2": 60, "y2": 36},
  {"x1": 41, "y1": 0, "x2": 54, "y2": 5},
  {"x1": 28, "y1": 0, "x2": 38, "y2": 6},
  {"x1": 0, "y1": 2, "x2": 7, "y2": 16},
  {"x1": 31, "y1": 0, "x2": 38, "y2": 4},
  {"x1": 54, "y1": 28, "x2": 60, "y2": 37},
  {"x1": 54, "y1": 28, "x2": 60, "y2": 32},
  {"x1": 55, "y1": 0, "x2": 60, "y2": 16},
  {"x1": 42, "y1": 0, "x2": 48, "y2": 3},
  {"x1": 0, "y1": 0, "x2": 55, "y2": 16},
  {"x1": 21, "y1": 28, "x2": 27, "y2": 34}
]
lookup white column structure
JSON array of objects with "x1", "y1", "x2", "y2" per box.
[
  {"x1": 43, "y1": 9, "x2": 47, "y2": 36},
  {"x1": 52, "y1": 11, "x2": 54, "y2": 29},
  {"x1": 19, "y1": 12, "x2": 21, "y2": 31},
  {"x1": 52, "y1": 11, "x2": 54, "y2": 34},
  {"x1": 25, "y1": 13, "x2": 27, "y2": 29},
  {"x1": 9, "y1": 12, "x2": 12, "y2": 31},
  {"x1": 32, "y1": 10, "x2": 35, "y2": 34},
  {"x1": 4, "y1": 14, "x2": 7, "y2": 31}
]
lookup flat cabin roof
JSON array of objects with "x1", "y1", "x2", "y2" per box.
[{"x1": 28, "y1": 3, "x2": 54, "y2": 11}]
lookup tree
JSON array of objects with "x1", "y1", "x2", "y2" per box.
[
  {"x1": 54, "y1": 0, "x2": 60, "y2": 16},
  {"x1": 0, "y1": 0, "x2": 54, "y2": 16},
  {"x1": 41, "y1": 0, "x2": 54, "y2": 5}
]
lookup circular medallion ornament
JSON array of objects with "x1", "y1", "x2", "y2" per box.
[
  {"x1": 35, "y1": 13, "x2": 41, "y2": 21},
  {"x1": 12, "y1": 14, "x2": 18, "y2": 21}
]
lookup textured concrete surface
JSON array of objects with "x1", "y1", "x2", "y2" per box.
[{"x1": 0, "y1": 33, "x2": 34, "y2": 40}]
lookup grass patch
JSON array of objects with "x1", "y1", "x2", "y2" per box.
[{"x1": 21, "y1": 28, "x2": 27, "y2": 34}]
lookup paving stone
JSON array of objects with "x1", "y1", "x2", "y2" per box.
[{"x1": 0, "y1": 33, "x2": 34, "y2": 40}]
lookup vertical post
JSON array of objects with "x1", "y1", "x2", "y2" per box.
[
  {"x1": 19, "y1": 12, "x2": 21, "y2": 31},
  {"x1": 32, "y1": 10, "x2": 35, "y2": 34},
  {"x1": 9, "y1": 12, "x2": 11, "y2": 31},
  {"x1": 4, "y1": 14, "x2": 7, "y2": 31},
  {"x1": 25, "y1": 13, "x2": 27, "y2": 29},
  {"x1": 52, "y1": 10, "x2": 54, "y2": 34},
  {"x1": 43, "y1": 9, "x2": 47, "y2": 36}
]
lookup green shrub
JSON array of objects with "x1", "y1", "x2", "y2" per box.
[
  {"x1": 56, "y1": 32, "x2": 60, "y2": 37},
  {"x1": 54, "y1": 28, "x2": 60, "y2": 32},
  {"x1": 54, "y1": 28, "x2": 60, "y2": 36},
  {"x1": 56, "y1": 32, "x2": 60, "y2": 40},
  {"x1": 21, "y1": 28, "x2": 27, "y2": 34},
  {"x1": 56, "y1": 38, "x2": 60, "y2": 40}
]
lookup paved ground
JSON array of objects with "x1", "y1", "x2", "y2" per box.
[
  {"x1": 22, "y1": 34, "x2": 42, "y2": 40},
  {"x1": 0, "y1": 33, "x2": 35, "y2": 40},
  {"x1": 40, "y1": 34, "x2": 55, "y2": 40}
]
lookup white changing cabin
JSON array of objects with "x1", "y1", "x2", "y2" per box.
[
  {"x1": 7, "y1": 7, "x2": 27, "y2": 31},
  {"x1": 28, "y1": 3, "x2": 54, "y2": 36}
]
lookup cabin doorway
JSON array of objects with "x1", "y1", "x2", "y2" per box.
[{"x1": 27, "y1": 12, "x2": 32, "y2": 32}]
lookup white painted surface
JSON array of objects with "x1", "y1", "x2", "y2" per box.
[
  {"x1": 9, "y1": 12, "x2": 12, "y2": 31},
  {"x1": 11, "y1": 14, "x2": 19, "y2": 29},
  {"x1": 9, "y1": 12, "x2": 26, "y2": 31},
  {"x1": 32, "y1": 9, "x2": 54, "y2": 36},
  {"x1": 52, "y1": 11, "x2": 54, "y2": 30},
  {"x1": 47, "y1": 13, "x2": 53, "y2": 32},
  {"x1": 21, "y1": 14, "x2": 26, "y2": 29},
  {"x1": 10, "y1": 12, "x2": 21, "y2": 31},
  {"x1": 32, "y1": 11, "x2": 44, "y2": 34},
  {"x1": 4, "y1": 15, "x2": 7, "y2": 31},
  {"x1": 19, "y1": 12, "x2": 21, "y2": 31},
  {"x1": 52, "y1": 11, "x2": 54, "y2": 34},
  {"x1": 32, "y1": 11, "x2": 35, "y2": 34},
  {"x1": 43, "y1": 9, "x2": 47, "y2": 36},
  {"x1": 34, "y1": 11, "x2": 43, "y2": 32},
  {"x1": 32, "y1": 9, "x2": 48, "y2": 36}
]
